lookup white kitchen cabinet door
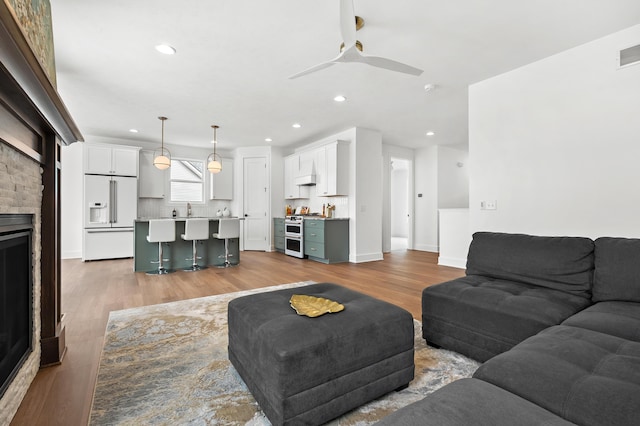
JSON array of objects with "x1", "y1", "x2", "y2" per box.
[
  {"x1": 84, "y1": 144, "x2": 112, "y2": 175},
  {"x1": 112, "y1": 147, "x2": 138, "y2": 176},
  {"x1": 85, "y1": 144, "x2": 138, "y2": 176},
  {"x1": 139, "y1": 150, "x2": 165, "y2": 198},
  {"x1": 316, "y1": 141, "x2": 349, "y2": 196},
  {"x1": 210, "y1": 158, "x2": 233, "y2": 200},
  {"x1": 284, "y1": 154, "x2": 301, "y2": 199}
]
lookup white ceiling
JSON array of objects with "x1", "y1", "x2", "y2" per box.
[{"x1": 51, "y1": 0, "x2": 640, "y2": 152}]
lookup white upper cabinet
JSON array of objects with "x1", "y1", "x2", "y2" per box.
[
  {"x1": 84, "y1": 143, "x2": 138, "y2": 177},
  {"x1": 284, "y1": 154, "x2": 301, "y2": 199},
  {"x1": 284, "y1": 154, "x2": 310, "y2": 199},
  {"x1": 209, "y1": 158, "x2": 233, "y2": 200},
  {"x1": 315, "y1": 140, "x2": 349, "y2": 196},
  {"x1": 138, "y1": 150, "x2": 165, "y2": 198}
]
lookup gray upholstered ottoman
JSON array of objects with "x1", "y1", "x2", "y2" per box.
[{"x1": 228, "y1": 282, "x2": 415, "y2": 426}]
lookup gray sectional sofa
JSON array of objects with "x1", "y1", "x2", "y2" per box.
[{"x1": 377, "y1": 232, "x2": 640, "y2": 426}]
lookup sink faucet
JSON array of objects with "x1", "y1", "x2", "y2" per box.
[{"x1": 187, "y1": 203, "x2": 192, "y2": 217}]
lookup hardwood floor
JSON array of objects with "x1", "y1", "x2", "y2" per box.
[{"x1": 11, "y1": 250, "x2": 463, "y2": 425}]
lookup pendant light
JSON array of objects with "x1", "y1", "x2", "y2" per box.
[
  {"x1": 207, "y1": 125, "x2": 222, "y2": 174},
  {"x1": 153, "y1": 116, "x2": 171, "y2": 170}
]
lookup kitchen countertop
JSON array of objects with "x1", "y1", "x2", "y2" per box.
[
  {"x1": 303, "y1": 217, "x2": 349, "y2": 221},
  {"x1": 135, "y1": 217, "x2": 240, "y2": 222},
  {"x1": 274, "y1": 216, "x2": 348, "y2": 221}
]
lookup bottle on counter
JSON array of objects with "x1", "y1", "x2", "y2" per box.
[
  {"x1": 172, "y1": 208, "x2": 177, "y2": 218},
  {"x1": 322, "y1": 204, "x2": 326, "y2": 217}
]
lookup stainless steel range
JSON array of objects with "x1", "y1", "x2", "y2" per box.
[{"x1": 284, "y1": 215, "x2": 304, "y2": 258}]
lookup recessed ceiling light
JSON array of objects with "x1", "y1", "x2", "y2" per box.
[
  {"x1": 265, "y1": 138, "x2": 273, "y2": 142},
  {"x1": 424, "y1": 84, "x2": 437, "y2": 92},
  {"x1": 426, "y1": 131, "x2": 435, "y2": 136},
  {"x1": 128, "y1": 129, "x2": 139, "y2": 133},
  {"x1": 334, "y1": 95, "x2": 347, "y2": 102},
  {"x1": 155, "y1": 44, "x2": 176, "y2": 55},
  {"x1": 292, "y1": 123, "x2": 301, "y2": 129}
]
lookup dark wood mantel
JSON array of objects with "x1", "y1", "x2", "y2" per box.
[{"x1": 1, "y1": 2, "x2": 83, "y2": 367}]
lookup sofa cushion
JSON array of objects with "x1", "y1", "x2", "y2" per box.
[
  {"x1": 562, "y1": 301, "x2": 640, "y2": 342},
  {"x1": 593, "y1": 237, "x2": 640, "y2": 302},
  {"x1": 466, "y1": 232, "x2": 594, "y2": 298},
  {"x1": 374, "y1": 378, "x2": 575, "y2": 426},
  {"x1": 422, "y1": 276, "x2": 591, "y2": 362},
  {"x1": 473, "y1": 325, "x2": 640, "y2": 426}
]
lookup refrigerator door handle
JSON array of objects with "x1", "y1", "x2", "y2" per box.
[{"x1": 112, "y1": 179, "x2": 117, "y2": 223}]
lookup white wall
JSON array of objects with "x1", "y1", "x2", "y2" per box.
[
  {"x1": 469, "y1": 24, "x2": 640, "y2": 239},
  {"x1": 61, "y1": 142, "x2": 83, "y2": 258},
  {"x1": 438, "y1": 147, "x2": 469, "y2": 208},
  {"x1": 438, "y1": 208, "x2": 470, "y2": 268}
]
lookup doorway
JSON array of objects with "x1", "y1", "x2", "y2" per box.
[
  {"x1": 243, "y1": 157, "x2": 268, "y2": 251},
  {"x1": 390, "y1": 158, "x2": 411, "y2": 251}
]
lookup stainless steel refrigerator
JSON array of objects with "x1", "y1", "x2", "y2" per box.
[{"x1": 83, "y1": 174, "x2": 138, "y2": 260}]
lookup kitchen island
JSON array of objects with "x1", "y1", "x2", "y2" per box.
[{"x1": 134, "y1": 218, "x2": 240, "y2": 272}]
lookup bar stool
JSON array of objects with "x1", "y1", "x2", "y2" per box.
[
  {"x1": 212, "y1": 218, "x2": 240, "y2": 267},
  {"x1": 146, "y1": 219, "x2": 176, "y2": 275},
  {"x1": 181, "y1": 218, "x2": 209, "y2": 271}
]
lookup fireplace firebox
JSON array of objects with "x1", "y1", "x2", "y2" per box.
[{"x1": 0, "y1": 214, "x2": 33, "y2": 398}]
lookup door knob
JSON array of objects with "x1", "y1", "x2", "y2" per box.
[{"x1": 244, "y1": 214, "x2": 248, "y2": 217}]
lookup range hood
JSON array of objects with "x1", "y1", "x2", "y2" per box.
[{"x1": 295, "y1": 174, "x2": 316, "y2": 186}]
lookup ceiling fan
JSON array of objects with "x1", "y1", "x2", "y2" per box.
[{"x1": 289, "y1": 0, "x2": 423, "y2": 79}]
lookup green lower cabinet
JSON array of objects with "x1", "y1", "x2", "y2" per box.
[
  {"x1": 274, "y1": 218, "x2": 285, "y2": 252},
  {"x1": 303, "y1": 219, "x2": 349, "y2": 264},
  {"x1": 304, "y1": 240, "x2": 325, "y2": 258}
]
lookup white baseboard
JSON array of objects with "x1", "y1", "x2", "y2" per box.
[
  {"x1": 437, "y1": 256, "x2": 466, "y2": 269},
  {"x1": 349, "y1": 252, "x2": 384, "y2": 263},
  {"x1": 62, "y1": 250, "x2": 82, "y2": 259},
  {"x1": 414, "y1": 244, "x2": 439, "y2": 253}
]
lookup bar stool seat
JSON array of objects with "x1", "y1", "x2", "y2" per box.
[
  {"x1": 146, "y1": 219, "x2": 176, "y2": 275},
  {"x1": 181, "y1": 218, "x2": 209, "y2": 271},
  {"x1": 212, "y1": 218, "x2": 240, "y2": 267}
]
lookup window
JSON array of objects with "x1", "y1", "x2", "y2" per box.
[{"x1": 170, "y1": 159, "x2": 204, "y2": 202}]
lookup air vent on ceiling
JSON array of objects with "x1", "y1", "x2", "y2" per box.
[{"x1": 618, "y1": 44, "x2": 640, "y2": 68}]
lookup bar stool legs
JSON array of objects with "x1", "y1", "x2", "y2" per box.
[
  {"x1": 183, "y1": 239, "x2": 207, "y2": 271},
  {"x1": 147, "y1": 241, "x2": 175, "y2": 275},
  {"x1": 181, "y1": 218, "x2": 210, "y2": 272},
  {"x1": 213, "y1": 218, "x2": 240, "y2": 268},
  {"x1": 146, "y1": 219, "x2": 176, "y2": 275}
]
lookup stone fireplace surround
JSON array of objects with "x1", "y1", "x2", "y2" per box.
[{"x1": 0, "y1": 143, "x2": 42, "y2": 423}]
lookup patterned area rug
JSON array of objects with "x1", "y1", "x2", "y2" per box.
[{"x1": 90, "y1": 281, "x2": 479, "y2": 425}]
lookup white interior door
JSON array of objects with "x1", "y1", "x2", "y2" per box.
[{"x1": 243, "y1": 157, "x2": 268, "y2": 250}]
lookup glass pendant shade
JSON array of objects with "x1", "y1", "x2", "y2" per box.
[
  {"x1": 207, "y1": 155, "x2": 222, "y2": 174},
  {"x1": 153, "y1": 147, "x2": 171, "y2": 170},
  {"x1": 154, "y1": 116, "x2": 171, "y2": 170}
]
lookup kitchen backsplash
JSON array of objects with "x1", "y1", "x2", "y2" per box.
[
  {"x1": 138, "y1": 198, "x2": 235, "y2": 219},
  {"x1": 289, "y1": 195, "x2": 349, "y2": 218}
]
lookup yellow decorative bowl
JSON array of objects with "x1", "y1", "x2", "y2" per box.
[{"x1": 290, "y1": 294, "x2": 345, "y2": 318}]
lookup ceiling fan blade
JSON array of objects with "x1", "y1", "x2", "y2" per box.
[
  {"x1": 359, "y1": 55, "x2": 424, "y2": 76},
  {"x1": 340, "y1": 0, "x2": 357, "y2": 48},
  {"x1": 289, "y1": 49, "x2": 349, "y2": 80},
  {"x1": 288, "y1": 61, "x2": 337, "y2": 80}
]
